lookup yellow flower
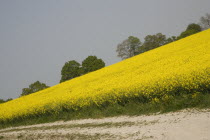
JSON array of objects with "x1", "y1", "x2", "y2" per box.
[{"x1": 0, "y1": 29, "x2": 210, "y2": 121}]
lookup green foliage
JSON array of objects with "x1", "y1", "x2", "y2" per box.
[
  {"x1": 5, "y1": 98, "x2": 13, "y2": 102},
  {"x1": 0, "y1": 99, "x2": 4, "y2": 104},
  {"x1": 139, "y1": 33, "x2": 167, "y2": 53},
  {"x1": 60, "y1": 60, "x2": 82, "y2": 83},
  {"x1": 60, "y1": 57, "x2": 105, "y2": 82},
  {"x1": 200, "y1": 13, "x2": 210, "y2": 30},
  {"x1": 21, "y1": 81, "x2": 49, "y2": 96},
  {"x1": 186, "y1": 23, "x2": 202, "y2": 31},
  {"x1": 178, "y1": 30, "x2": 199, "y2": 39},
  {"x1": 177, "y1": 23, "x2": 202, "y2": 40},
  {"x1": 0, "y1": 98, "x2": 13, "y2": 104},
  {"x1": 116, "y1": 36, "x2": 141, "y2": 59},
  {"x1": 165, "y1": 36, "x2": 177, "y2": 44},
  {"x1": 82, "y1": 56, "x2": 105, "y2": 74}
]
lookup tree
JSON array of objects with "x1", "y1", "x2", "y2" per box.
[
  {"x1": 165, "y1": 36, "x2": 177, "y2": 44},
  {"x1": 21, "y1": 81, "x2": 49, "y2": 96},
  {"x1": 139, "y1": 33, "x2": 167, "y2": 53},
  {"x1": 0, "y1": 99, "x2": 5, "y2": 104},
  {"x1": 186, "y1": 23, "x2": 202, "y2": 31},
  {"x1": 116, "y1": 36, "x2": 141, "y2": 59},
  {"x1": 177, "y1": 23, "x2": 202, "y2": 40},
  {"x1": 0, "y1": 98, "x2": 13, "y2": 104},
  {"x1": 82, "y1": 56, "x2": 105, "y2": 74},
  {"x1": 6, "y1": 98, "x2": 13, "y2": 102},
  {"x1": 200, "y1": 13, "x2": 210, "y2": 30},
  {"x1": 60, "y1": 60, "x2": 82, "y2": 83}
]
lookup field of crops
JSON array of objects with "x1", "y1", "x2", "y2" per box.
[{"x1": 0, "y1": 29, "x2": 210, "y2": 122}]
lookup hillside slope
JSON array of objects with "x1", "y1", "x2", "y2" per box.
[{"x1": 0, "y1": 29, "x2": 210, "y2": 123}]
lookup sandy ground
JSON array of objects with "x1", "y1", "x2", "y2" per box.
[{"x1": 0, "y1": 109, "x2": 210, "y2": 140}]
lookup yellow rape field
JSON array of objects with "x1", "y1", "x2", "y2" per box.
[{"x1": 0, "y1": 29, "x2": 210, "y2": 122}]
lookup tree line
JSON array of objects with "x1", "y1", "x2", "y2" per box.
[
  {"x1": 1, "y1": 13, "x2": 209, "y2": 103},
  {"x1": 60, "y1": 55, "x2": 105, "y2": 83},
  {"x1": 116, "y1": 13, "x2": 210, "y2": 60},
  {"x1": 0, "y1": 98, "x2": 13, "y2": 104},
  {"x1": 20, "y1": 55, "x2": 105, "y2": 97}
]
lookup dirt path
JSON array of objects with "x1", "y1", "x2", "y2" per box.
[{"x1": 0, "y1": 109, "x2": 210, "y2": 140}]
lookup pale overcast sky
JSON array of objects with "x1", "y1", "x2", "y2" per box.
[{"x1": 0, "y1": 0, "x2": 210, "y2": 99}]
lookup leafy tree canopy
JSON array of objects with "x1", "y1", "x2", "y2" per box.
[
  {"x1": 165, "y1": 36, "x2": 177, "y2": 44},
  {"x1": 5, "y1": 98, "x2": 13, "y2": 102},
  {"x1": 60, "y1": 60, "x2": 81, "y2": 83},
  {"x1": 0, "y1": 99, "x2": 4, "y2": 104},
  {"x1": 82, "y1": 56, "x2": 105, "y2": 74},
  {"x1": 177, "y1": 23, "x2": 202, "y2": 40},
  {"x1": 0, "y1": 98, "x2": 13, "y2": 104},
  {"x1": 116, "y1": 36, "x2": 141, "y2": 59},
  {"x1": 139, "y1": 33, "x2": 167, "y2": 53},
  {"x1": 200, "y1": 13, "x2": 210, "y2": 30},
  {"x1": 21, "y1": 81, "x2": 49, "y2": 96}
]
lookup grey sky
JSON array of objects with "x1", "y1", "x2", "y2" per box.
[{"x1": 0, "y1": 0, "x2": 210, "y2": 99}]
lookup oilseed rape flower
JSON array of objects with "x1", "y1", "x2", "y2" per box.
[{"x1": 0, "y1": 29, "x2": 210, "y2": 122}]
